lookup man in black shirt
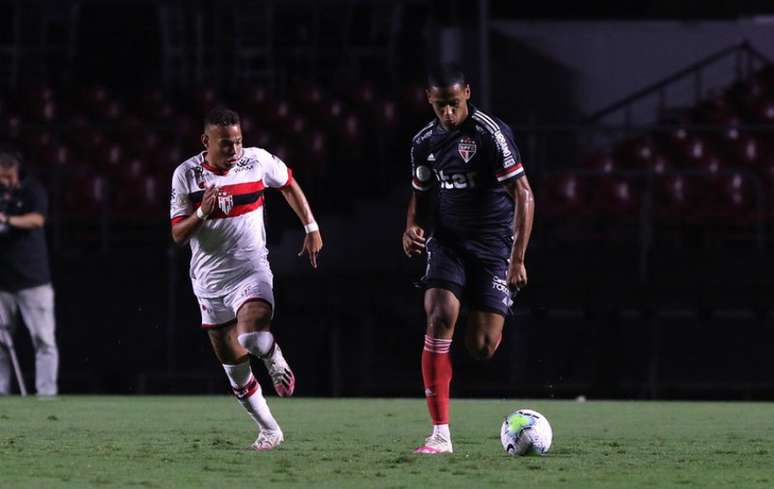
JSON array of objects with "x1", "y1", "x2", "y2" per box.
[
  {"x1": 402, "y1": 64, "x2": 535, "y2": 454},
  {"x1": 0, "y1": 145, "x2": 58, "y2": 396}
]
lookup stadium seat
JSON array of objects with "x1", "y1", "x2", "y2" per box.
[
  {"x1": 592, "y1": 176, "x2": 641, "y2": 219},
  {"x1": 541, "y1": 174, "x2": 590, "y2": 218},
  {"x1": 62, "y1": 173, "x2": 108, "y2": 217}
]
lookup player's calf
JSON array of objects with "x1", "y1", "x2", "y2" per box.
[
  {"x1": 238, "y1": 331, "x2": 296, "y2": 397},
  {"x1": 223, "y1": 361, "x2": 283, "y2": 436}
]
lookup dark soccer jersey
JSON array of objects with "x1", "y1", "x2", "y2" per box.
[{"x1": 410, "y1": 105, "x2": 525, "y2": 240}]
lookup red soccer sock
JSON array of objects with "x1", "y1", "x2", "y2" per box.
[{"x1": 422, "y1": 335, "x2": 453, "y2": 425}]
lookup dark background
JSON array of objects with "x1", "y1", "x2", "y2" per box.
[{"x1": 2, "y1": 0, "x2": 774, "y2": 399}]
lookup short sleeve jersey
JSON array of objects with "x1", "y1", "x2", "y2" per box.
[
  {"x1": 0, "y1": 177, "x2": 51, "y2": 291},
  {"x1": 410, "y1": 104, "x2": 525, "y2": 240},
  {"x1": 170, "y1": 147, "x2": 293, "y2": 298}
]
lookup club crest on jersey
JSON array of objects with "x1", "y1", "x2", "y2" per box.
[
  {"x1": 218, "y1": 191, "x2": 234, "y2": 215},
  {"x1": 458, "y1": 136, "x2": 477, "y2": 163}
]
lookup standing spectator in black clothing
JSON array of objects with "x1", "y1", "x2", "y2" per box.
[{"x1": 0, "y1": 145, "x2": 58, "y2": 396}]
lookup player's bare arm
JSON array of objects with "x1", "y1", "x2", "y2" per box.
[
  {"x1": 403, "y1": 191, "x2": 430, "y2": 257},
  {"x1": 0, "y1": 211, "x2": 45, "y2": 229},
  {"x1": 504, "y1": 175, "x2": 534, "y2": 290},
  {"x1": 170, "y1": 184, "x2": 218, "y2": 245},
  {"x1": 278, "y1": 179, "x2": 323, "y2": 268}
]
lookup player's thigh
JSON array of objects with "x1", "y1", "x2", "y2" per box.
[
  {"x1": 466, "y1": 256, "x2": 513, "y2": 318},
  {"x1": 225, "y1": 272, "x2": 275, "y2": 334},
  {"x1": 422, "y1": 238, "x2": 465, "y2": 336},
  {"x1": 16, "y1": 284, "x2": 56, "y2": 347},
  {"x1": 198, "y1": 295, "x2": 247, "y2": 364},
  {"x1": 235, "y1": 300, "x2": 273, "y2": 334},
  {"x1": 423, "y1": 238, "x2": 466, "y2": 292},
  {"x1": 423, "y1": 288, "x2": 461, "y2": 338}
]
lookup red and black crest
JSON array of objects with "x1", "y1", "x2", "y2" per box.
[{"x1": 458, "y1": 136, "x2": 477, "y2": 163}]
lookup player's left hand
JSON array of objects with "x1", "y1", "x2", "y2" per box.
[
  {"x1": 507, "y1": 260, "x2": 528, "y2": 291},
  {"x1": 298, "y1": 230, "x2": 323, "y2": 268}
]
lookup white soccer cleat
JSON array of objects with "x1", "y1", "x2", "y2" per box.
[
  {"x1": 414, "y1": 433, "x2": 453, "y2": 454},
  {"x1": 262, "y1": 343, "x2": 296, "y2": 397},
  {"x1": 250, "y1": 429, "x2": 284, "y2": 451}
]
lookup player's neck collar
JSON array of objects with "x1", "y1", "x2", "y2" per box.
[{"x1": 200, "y1": 152, "x2": 230, "y2": 176}]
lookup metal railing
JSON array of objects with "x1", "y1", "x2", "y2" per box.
[{"x1": 587, "y1": 40, "x2": 772, "y2": 125}]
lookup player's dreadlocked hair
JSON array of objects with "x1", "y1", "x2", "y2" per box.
[
  {"x1": 203, "y1": 107, "x2": 241, "y2": 130},
  {"x1": 426, "y1": 63, "x2": 467, "y2": 89}
]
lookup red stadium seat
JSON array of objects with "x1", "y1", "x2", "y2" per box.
[
  {"x1": 585, "y1": 152, "x2": 616, "y2": 174},
  {"x1": 592, "y1": 176, "x2": 641, "y2": 219},
  {"x1": 1, "y1": 114, "x2": 21, "y2": 140},
  {"x1": 242, "y1": 86, "x2": 270, "y2": 108},
  {"x1": 139, "y1": 89, "x2": 177, "y2": 121},
  {"x1": 541, "y1": 174, "x2": 590, "y2": 218},
  {"x1": 654, "y1": 175, "x2": 706, "y2": 220},
  {"x1": 62, "y1": 174, "x2": 108, "y2": 217}
]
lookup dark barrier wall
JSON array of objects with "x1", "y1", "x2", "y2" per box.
[{"x1": 8, "y1": 237, "x2": 771, "y2": 400}]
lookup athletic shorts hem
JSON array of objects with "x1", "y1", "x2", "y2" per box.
[
  {"x1": 235, "y1": 297, "x2": 273, "y2": 315},
  {"x1": 468, "y1": 303, "x2": 509, "y2": 317},
  {"x1": 421, "y1": 278, "x2": 463, "y2": 301}
]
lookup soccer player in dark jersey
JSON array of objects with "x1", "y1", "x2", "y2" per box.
[{"x1": 402, "y1": 64, "x2": 535, "y2": 454}]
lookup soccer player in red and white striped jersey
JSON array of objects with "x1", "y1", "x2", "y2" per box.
[{"x1": 170, "y1": 107, "x2": 323, "y2": 451}]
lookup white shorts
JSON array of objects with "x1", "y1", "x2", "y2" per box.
[{"x1": 196, "y1": 272, "x2": 274, "y2": 330}]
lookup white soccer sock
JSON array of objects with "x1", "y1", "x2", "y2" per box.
[
  {"x1": 237, "y1": 331, "x2": 275, "y2": 358},
  {"x1": 432, "y1": 424, "x2": 451, "y2": 440},
  {"x1": 222, "y1": 362, "x2": 280, "y2": 432}
]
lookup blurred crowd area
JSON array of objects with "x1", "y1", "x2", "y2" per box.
[
  {"x1": 5, "y1": 64, "x2": 774, "y2": 251},
  {"x1": 0, "y1": 80, "x2": 423, "y2": 235}
]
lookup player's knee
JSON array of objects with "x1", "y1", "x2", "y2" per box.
[
  {"x1": 466, "y1": 335, "x2": 499, "y2": 361},
  {"x1": 252, "y1": 312, "x2": 271, "y2": 330},
  {"x1": 30, "y1": 334, "x2": 55, "y2": 351},
  {"x1": 237, "y1": 300, "x2": 273, "y2": 331},
  {"x1": 426, "y1": 309, "x2": 455, "y2": 336}
]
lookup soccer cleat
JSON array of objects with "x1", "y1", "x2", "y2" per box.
[
  {"x1": 262, "y1": 342, "x2": 295, "y2": 397},
  {"x1": 414, "y1": 433, "x2": 453, "y2": 454},
  {"x1": 250, "y1": 429, "x2": 284, "y2": 451}
]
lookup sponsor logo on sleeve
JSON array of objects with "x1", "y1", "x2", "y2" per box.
[{"x1": 495, "y1": 131, "x2": 512, "y2": 158}]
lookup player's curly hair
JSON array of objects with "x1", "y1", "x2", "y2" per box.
[
  {"x1": 203, "y1": 107, "x2": 241, "y2": 130},
  {"x1": 427, "y1": 63, "x2": 467, "y2": 89}
]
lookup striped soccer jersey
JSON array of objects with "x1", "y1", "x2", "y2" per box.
[{"x1": 170, "y1": 147, "x2": 292, "y2": 298}]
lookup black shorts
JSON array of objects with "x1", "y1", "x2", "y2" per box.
[{"x1": 421, "y1": 236, "x2": 515, "y2": 316}]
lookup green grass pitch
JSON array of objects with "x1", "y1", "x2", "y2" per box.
[{"x1": 1, "y1": 397, "x2": 773, "y2": 488}]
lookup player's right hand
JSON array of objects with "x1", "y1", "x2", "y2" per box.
[
  {"x1": 200, "y1": 184, "x2": 219, "y2": 217},
  {"x1": 402, "y1": 225, "x2": 426, "y2": 257}
]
